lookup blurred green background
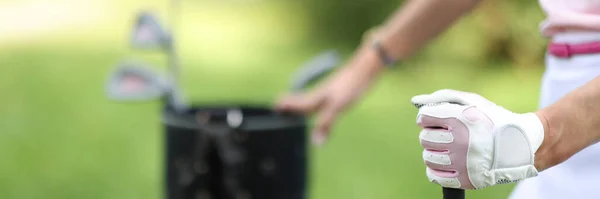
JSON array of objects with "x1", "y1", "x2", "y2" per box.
[{"x1": 0, "y1": 0, "x2": 548, "y2": 198}]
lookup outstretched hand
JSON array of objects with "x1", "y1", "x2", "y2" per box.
[
  {"x1": 275, "y1": 47, "x2": 386, "y2": 146},
  {"x1": 275, "y1": 66, "x2": 374, "y2": 146}
]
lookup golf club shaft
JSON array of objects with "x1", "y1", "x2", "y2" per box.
[
  {"x1": 167, "y1": 49, "x2": 180, "y2": 83},
  {"x1": 168, "y1": 0, "x2": 181, "y2": 80},
  {"x1": 443, "y1": 188, "x2": 465, "y2": 199}
]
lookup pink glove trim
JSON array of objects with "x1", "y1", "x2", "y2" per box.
[{"x1": 418, "y1": 115, "x2": 475, "y2": 189}]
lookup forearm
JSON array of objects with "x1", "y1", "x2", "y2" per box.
[
  {"x1": 347, "y1": 0, "x2": 482, "y2": 76},
  {"x1": 535, "y1": 75, "x2": 600, "y2": 171},
  {"x1": 377, "y1": 0, "x2": 481, "y2": 60}
]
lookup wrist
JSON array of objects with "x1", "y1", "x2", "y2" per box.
[
  {"x1": 533, "y1": 110, "x2": 557, "y2": 171},
  {"x1": 346, "y1": 44, "x2": 387, "y2": 76},
  {"x1": 360, "y1": 26, "x2": 399, "y2": 69}
]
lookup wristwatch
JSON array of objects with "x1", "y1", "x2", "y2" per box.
[
  {"x1": 362, "y1": 26, "x2": 397, "y2": 68},
  {"x1": 371, "y1": 39, "x2": 397, "y2": 67}
]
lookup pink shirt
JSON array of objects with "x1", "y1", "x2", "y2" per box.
[{"x1": 539, "y1": 0, "x2": 600, "y2": 37}]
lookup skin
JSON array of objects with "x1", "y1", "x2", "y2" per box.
[
  {"x1": 535, "y1": 75, "x2": 600, "y2": 171},
  {"x1": 275, "y1": 0, "x2": 484, "y2": 146}
]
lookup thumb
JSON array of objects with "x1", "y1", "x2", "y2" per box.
[
  {"x1": 411, "y1": 89, "x2": 471, "y2": 108},
  {"x1": 311, "y1": 104, "x2": 340, "y2": 147},
  {"x1": 274, "y1": 91, "x2": 324, "y2": 114}
]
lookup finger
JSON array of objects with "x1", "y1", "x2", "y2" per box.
[
  {"x1": 426, "y1": 168, "x2": 461, "y2": 188},
  {"x1": 411, "y1": 89, "x2": 471, "y2": 107},
  {"x1": 311, "y1": 104, "x2": 340, "y2": 147},
  {"x1": 423, "y1": 150, "x2": 452, "y2": 169},
  {"x1": 419, "y1": 128, "x2": 454, "y2": 151},
  {"x1": 274, "y1": 92, "x2": 323, "y2": 114},
  {"x1": 420, "y1": 129, "x2": 454, "y2": 144},
  {"x1": 416, "y1": 103, "x2": 467, "y2": 127}
]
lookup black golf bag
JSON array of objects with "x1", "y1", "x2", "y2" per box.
[
  {"x1": 163, "y1": 104, "x2": 308, "y2": 199},
  {"x1": 105, "y1": 8, "x2": 342, "y2": 199}
]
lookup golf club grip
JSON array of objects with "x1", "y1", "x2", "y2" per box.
[
  {"x1": 290, "y1": 51, "x2": 340, "y2": 92},
  {"x1": 443, "y1": 188, "x2": 465, "y2": 199},
  {"x1": 293, "y1": 66, "x2": 334, "y2": 91}
]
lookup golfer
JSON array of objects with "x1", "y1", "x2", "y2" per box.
[{"x1": 275, "y1": 0, "x2": 600, "y2": 198}]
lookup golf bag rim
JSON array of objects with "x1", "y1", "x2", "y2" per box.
[{"x1": 162, "y1": 104, "x2": 307, "y2": 132}]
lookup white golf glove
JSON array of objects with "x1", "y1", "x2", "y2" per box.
[{"x1": 411, "y1": 89, "x2": 545, "y2": 190}]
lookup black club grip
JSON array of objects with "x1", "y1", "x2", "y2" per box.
[{"x1": 443, "y1": 188, "x2": 465, "y2": 199}]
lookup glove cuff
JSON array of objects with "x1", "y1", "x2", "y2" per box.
[{"x1": 517, "y1": 112, "x2": 545, "y2": 154}]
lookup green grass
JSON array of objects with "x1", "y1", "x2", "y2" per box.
[
  {"x1": 0, "y1": 45, "x2": 544, "y2": 199},
  {"x1": 0, "y1": 1, "x2": 545, "y2": 199}
]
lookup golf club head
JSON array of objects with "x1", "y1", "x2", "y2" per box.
[
  {"x1": 131, "y1": 11, "x2": 172, "y2": 50},
  {"x1": 105, "y1": 60, "x2": 170, "y2": 102},
  {"x1": 290, "y1": 50, "x2": 341, "y2": 92}
]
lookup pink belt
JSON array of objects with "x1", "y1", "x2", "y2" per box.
[{"x1": 548, "y1": 41, "x2": 600, "y2": 58}]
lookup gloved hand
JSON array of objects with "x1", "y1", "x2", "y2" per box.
[{"x1": 411, "y1": 89, "x2": 545, "y2": 190}]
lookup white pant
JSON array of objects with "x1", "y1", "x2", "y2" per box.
[{"x1": 508, "y1": 32, "x2": 600, "y2": 199}]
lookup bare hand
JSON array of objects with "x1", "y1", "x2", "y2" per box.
[{"x1": 275, "y1": 49, "x2": 384, "y2": 146}]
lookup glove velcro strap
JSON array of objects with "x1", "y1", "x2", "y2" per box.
[{"x1": 474, "y1": 165, "x2": 538, "y2": 189}]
